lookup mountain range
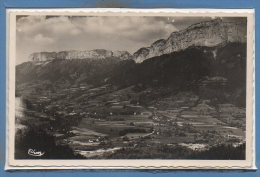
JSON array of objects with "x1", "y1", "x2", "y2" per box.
[
  {"x1": 29, "y1": 49, "x2": 131, "y2": 62},
  {"x1": 16, "y1": 18, "x2": 247, "y2": 106},
  {"x1": 132, "y1": 18, "x2": 246, "y2": 63},
  {"x1": 28, "y1": 18, "x2": 246, "y2": 63}
]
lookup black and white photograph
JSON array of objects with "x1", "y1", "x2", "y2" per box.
[{"x1": 7, "y1": 9, "x2": 255, "y2": 169}]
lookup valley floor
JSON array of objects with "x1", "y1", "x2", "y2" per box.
[{"x1": 15, "y1": 83, "x2": 246, "y2": 159}]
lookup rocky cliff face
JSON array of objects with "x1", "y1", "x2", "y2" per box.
[
  {"x1": 29, "y1": 18, "x2": 246, "y2": 64},
  {"x1": 29, "y1": 49, "x2": 132, "y2": 62},
  {"x1": 133, "y1": 18, "x2": 247, "y2": 63}
]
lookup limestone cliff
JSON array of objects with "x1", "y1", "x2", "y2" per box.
[
  {"x1": 29, "y1": 49, "x2": 132, "y2": 62},
  {"x1": 133, "y1": 18, "x2": 246, "y2": 63}
]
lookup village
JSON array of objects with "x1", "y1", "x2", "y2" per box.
[{"x1": 16, "y1": 81, "x2": 246, "y2": 158}]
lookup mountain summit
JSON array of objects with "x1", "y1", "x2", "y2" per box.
[
  {"x1": 133, "y1": 18, "x2": 247, "y2": 63},
  {"x1": 29, "y1": 49, "x2": 132, "y2": 62}
]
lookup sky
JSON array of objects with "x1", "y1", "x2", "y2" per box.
[{"x1": 16, "y1": 15, "x2": 245, "y2": 64}]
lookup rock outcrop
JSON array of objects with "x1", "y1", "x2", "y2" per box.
[
  {"x1": 29, "y1": 49, "x2": 132, "y2": 62},
  {"x1": 133, "y1": 18, "x2": 247, "y2": 63}
]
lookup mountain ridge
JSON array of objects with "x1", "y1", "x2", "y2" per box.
[
  {"x1": 29, "y1": 49, "x2": 132, "y2": 62},
  {"x1": 132, "y1": 18, "x2": 247, "y2": 63},
  {"x1": 27, "y1": 18, "x2": 246, "y2": 64}
]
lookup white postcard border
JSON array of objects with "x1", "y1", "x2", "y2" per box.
[{"x1": 5, "y1": 8, "x2": 256, "y2": 170}]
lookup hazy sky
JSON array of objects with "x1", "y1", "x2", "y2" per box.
[{"x1": 16, "y1": 16, "x2": 245, "y2": 64}]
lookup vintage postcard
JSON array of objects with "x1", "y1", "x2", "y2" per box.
[{"x1": 6, "y1": 9, "x2": 255, "y2": 169}]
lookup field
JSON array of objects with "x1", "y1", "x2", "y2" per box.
[{"x1": 15, "y1": 83, "x2": 246, "y2": 159}]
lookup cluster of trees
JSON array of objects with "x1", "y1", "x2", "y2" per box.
[
  {"x1": 106, "y1": 143, "x2": 245, "y2": 160},
  {"x1": 188, "y1": 143, "x2": 245, "y2": 159},
  {"x1": 15, "y1": 127, "x2": 84, "y2": 159},
  {"x1": 118, "y1": 128, "x2": 148, "y2": 136}
]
